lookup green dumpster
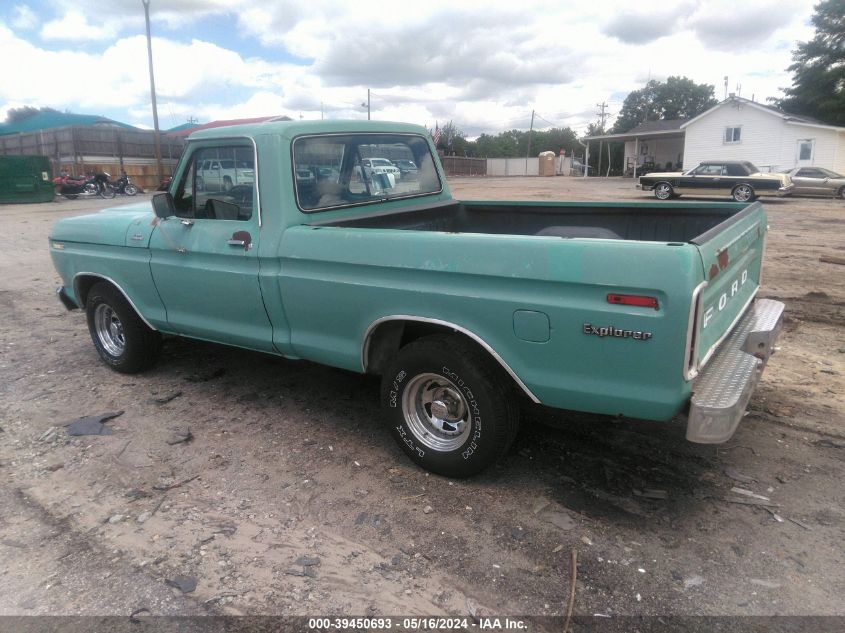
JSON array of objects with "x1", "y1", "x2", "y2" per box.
[{"x1": 0, "y1": 155, "x2": 55, "y2": 203}]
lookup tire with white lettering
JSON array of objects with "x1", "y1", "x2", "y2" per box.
[
  {"x1": 85, "y1": 282, "x2": 162, "y2": 373},
  {"x1": 381, "y1": 334, "x2": 519, "y2": 477}
]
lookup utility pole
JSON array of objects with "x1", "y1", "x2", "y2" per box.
[
  {"x1": 596, "y1": 101, "x2": 609, "y2": 132},
  {"x1": 142, "y1": 0, "x2": 163, "y2": 183},
  {"x1": 596, "y1": 102, "x2": 609, "y2": 178},
  {"x1": 525, "y1": 109, "x2": 535, "y2": 174}
]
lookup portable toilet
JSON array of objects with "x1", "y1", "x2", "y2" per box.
[
  {"x1": 538, "y1": 151, "x2": 556, "y2": 177},
  {"x1": 0, "y1": 156, "x2": 54, "y2": 203}
]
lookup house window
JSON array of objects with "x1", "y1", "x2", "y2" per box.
[
  {"x1": 798, "y1": 140, "x2": 814, "y2": 161},
  {"x1": 724, "y1": 127, "x2": 741, "y2": 144}
]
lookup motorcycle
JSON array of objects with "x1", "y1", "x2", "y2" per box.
[
  {"x1": 110, "y1": 173, "x2": 140, "y2": 196},
  {"x1": 53, "y1": 172, "x2": 115, "y2": 199}
]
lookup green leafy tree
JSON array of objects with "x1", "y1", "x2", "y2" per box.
[
  {"x1": 775, "y1": 0, "x2": 845, "y2": 126},
  {"x1": 469, "y1": 127, "x2": 579, "y2": 157},
  {"x1": 5, "y1": 106, "x2": 62, "y2": 123},
  {"x1": 435, "y1": 121, "x2": 470, "y2": 155},
  {"x1": 611, "y1": 77, "x2": 717, "y2": 133}
]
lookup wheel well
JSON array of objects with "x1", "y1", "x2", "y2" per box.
[
  {"x1": 74, "y1": 274, "x2": 103, "y2": 307},
  {"x1": 363, "y1": 319, "x2": 538, "y2": 402},
  {"x1": 72, "y1": 275, "x2": 157, "y2": 331}
]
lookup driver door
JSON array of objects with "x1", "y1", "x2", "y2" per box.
[{"x1": 149, "y1": 143, "x2": 274, "y2": 352}]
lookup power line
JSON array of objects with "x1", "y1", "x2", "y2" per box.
[{"x1": 534, "y1": 113, "x2": 564, "y2": 128}]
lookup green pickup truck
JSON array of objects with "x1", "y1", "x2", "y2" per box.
[{"x1": 50, "y1": 120, "x2": 784, "y2": 477}]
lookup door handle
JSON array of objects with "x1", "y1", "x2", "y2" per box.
[{"x1": 228, "y1": 230, "x2": 252, "y2": 251}]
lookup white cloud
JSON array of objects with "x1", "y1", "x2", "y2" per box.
[
  {"x1": 40, "y1": 10, "x2": 120, "y2": 41},
  {"x1": 11, "y1": 5, "x2": 38, "y2": 30},
  {"x1": 1, "y1": 0, "x2": 822, "y2": 137}
]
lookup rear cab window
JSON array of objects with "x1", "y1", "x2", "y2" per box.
[{"x1": 292, "y1": 133, "x2": 441, "y2": 211}]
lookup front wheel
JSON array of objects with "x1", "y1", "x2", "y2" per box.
[
  {"x1": 732, "y1": 184, "x2": 755, "y2": 202},
  {"x1": 100, "y1": 184, "x2": 116, "y2": 199},
  {"x1": 223, "y1": 176, "x2": 233, "y2": 191},
  {"x1": 654, "y1": 182, "x2": 674, "y2": 200},
  {"x1": 85, "y1": 282, "x2": 162, "y2": 373},
  {"x1": 124, "y1": 184, "x2": 139, "y2": 196},
  {"x1": 381, "y1": 334, "x2": 519, "y2": 477},
  {"x1": 837, "y1": 186, "x2": 845, "y2": 200}
]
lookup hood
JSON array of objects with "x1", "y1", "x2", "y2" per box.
[{"x1": 49, "y1": 200, "x2": 156, "y2": 247}]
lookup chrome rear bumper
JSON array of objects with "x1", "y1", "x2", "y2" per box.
[{"x1": 686, "y1": 298, "x2": 784, "y2": 443}]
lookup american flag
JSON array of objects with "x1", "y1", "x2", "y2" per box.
[{"x1": 432, "y1": 123, "x2": 442, "y2": 145}]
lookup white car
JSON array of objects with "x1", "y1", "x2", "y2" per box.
[
  {"x1": 362, "y1": 158, "x2": 401, "y2": 180},
  {"x1": 197, "y1": 158, "x2": 254, "y2": 191}
]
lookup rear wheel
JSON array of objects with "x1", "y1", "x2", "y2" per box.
[
  {"x1": 85, "y1": 282, "x2": 161, "y2": 373},
  {"x1": 837, "y1": 186, "x2": 845, "y2": 200},
  {"x1": 654, "y1": 182, "x2": 674, "y2": 200},
  {"x1": 381, "y1": 334, "x2": 519, "y2": 477},
  {"x1": 732, "y1": 184, "x2": 755, "y2": 202}
]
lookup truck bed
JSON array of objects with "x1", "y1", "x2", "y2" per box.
[{"x1": 314, "y1": 199, "x2": 751, "y2": 244}]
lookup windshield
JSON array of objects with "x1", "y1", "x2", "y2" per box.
[{"x1": 292, "y1": 133, "x2": 441, "y2": 212}]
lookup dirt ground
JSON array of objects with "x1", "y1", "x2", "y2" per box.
[{"x1": 0, "y1": 178, "x2": 843, "y2": 620}]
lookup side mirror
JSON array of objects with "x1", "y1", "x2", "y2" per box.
[{"x1": 152, "y1": 192, "x2": 175, "y2": 219}]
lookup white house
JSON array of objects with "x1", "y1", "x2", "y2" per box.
[{"x1": 682, "y1": 95, "x2": 845, "y2": 174}]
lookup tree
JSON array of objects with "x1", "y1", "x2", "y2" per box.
[
  {"x1": 774, "y1": 0, "x2": 845, "y2": 126},
  {"x1": 611, "y1": 77, "x2": 717, "y2": 133},
  {"x1": 469, "y1": 127, "x2": 579, "y2": 157},
  {"x1": 5, "y1": 106, "x2": 62, "y2": 123}
]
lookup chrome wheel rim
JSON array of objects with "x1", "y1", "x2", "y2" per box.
[
  {"x1": 94, "y1": 304, "x2": 125, "y2": 357},
  {"x1": 655, "y1": 184, "x2": 671, "y2": 199},
  {"x1": 734, "y1": 186, "x2": 752, "y2": 202},
  {"x1": 402, "y1": 373, "x2": 471, "y2": 452}
]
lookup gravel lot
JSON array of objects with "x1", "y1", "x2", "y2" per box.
[{"x1": 0, "y1": 177, "x2": 843, "y2": 619}]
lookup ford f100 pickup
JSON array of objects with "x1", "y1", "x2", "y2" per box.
[{"x1": 50, "y1": 120, "x2": 784, "y2": 477}]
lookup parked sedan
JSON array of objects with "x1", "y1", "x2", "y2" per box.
[
  {"x1": 782, "y1": 167, "x2": 845, "y2": 199},
  {"x1": 639, "y1": 160, "x2": 793, "y2": 202}
]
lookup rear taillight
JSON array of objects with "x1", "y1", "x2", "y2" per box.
[{"x1": 607, "y1": 294, "x2": 659, "y2": 310}]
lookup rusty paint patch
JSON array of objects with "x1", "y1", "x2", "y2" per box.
[
  {"x1": 709, "y1": 264, "x2": 719, "y2": 280},
  {"x1": 717, "y1": 249, "x2": 730, "y2": 270}
]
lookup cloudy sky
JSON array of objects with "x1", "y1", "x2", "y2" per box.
[{"x1": 0, "y1": 0, "x2": 818, "y2": 137}]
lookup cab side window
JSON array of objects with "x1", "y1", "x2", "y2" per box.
[{"x1": 173, "y1": 145, "x2": 256, "y2": 221}]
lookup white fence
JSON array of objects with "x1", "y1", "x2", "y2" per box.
[{"x1": 486, "y1": 156, "x2": 574, "y2": 176}]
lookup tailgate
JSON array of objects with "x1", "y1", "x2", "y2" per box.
[{"x1": 689, "y1": 202, "x2": 767, "y2": 375}]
